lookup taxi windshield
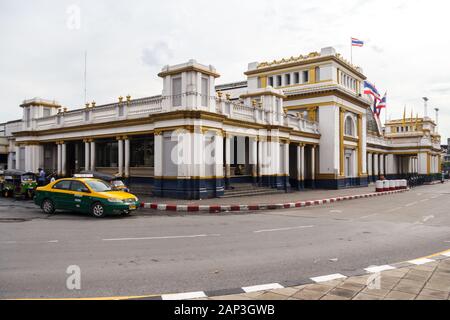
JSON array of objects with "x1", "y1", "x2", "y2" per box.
[
  {"x1": 111, "y1": 180, "x2": 125, "y2": 186},
  {"x1": 86, "y1": 180, "x2": 112, "y2": 192}
]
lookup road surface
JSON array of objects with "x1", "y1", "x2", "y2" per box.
[{"x1": 0, "y1": 183, "x2": 449, "y2": 299}]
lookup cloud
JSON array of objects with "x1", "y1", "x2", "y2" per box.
[{"x1": 141, "y1": 41, "x2": 174, "y2": 68}]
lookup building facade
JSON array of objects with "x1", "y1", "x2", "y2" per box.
[{"x1": 1, "y1": 47, "x2": 443, "y2": 198}]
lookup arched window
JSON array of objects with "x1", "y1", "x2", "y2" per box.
[{"x1": 345, "y1": 116, "x2": 354, "y2": 136}]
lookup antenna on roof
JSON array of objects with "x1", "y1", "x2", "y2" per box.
[{"x1": 84, "y1": 50, "x2": 87, "y2": 104}]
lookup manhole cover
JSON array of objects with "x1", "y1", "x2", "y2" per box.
[{"x1": 0, "y1": 218, "x2": 28, "y2": 223}]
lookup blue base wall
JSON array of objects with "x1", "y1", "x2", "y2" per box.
[
  {"x1": 315, "y1": 177, "x2": 369, "y2": 190},
  {"x1": 152, "y1": 178, "x2": 225, "y2": 200}
]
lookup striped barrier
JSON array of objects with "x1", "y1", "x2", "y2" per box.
[{"x1": 139, "y1": 188, "x2": 410, "y2": 213}]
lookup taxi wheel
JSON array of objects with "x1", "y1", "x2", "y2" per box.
[
  {"x1": 42, "y1": 199, "x2": 55, "y2": 215},
  {"x1": 91, "y1": 202, "x2": 106, "y2": 218},
  {"x1": 121, "y1": 210, "x2": 130, "y2": 217}
]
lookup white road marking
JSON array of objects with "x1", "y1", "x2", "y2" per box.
[
  {"x1": 405, "y1": 202, "x2": 418, "y2": 207},
  {"x1": 47, "y1": 240, "x2": 59, "y2": 243},
  {"x1": 329, "y1": 210, "x2": 343, "y2": 213},
  {"x1": 242, "y1": 283, "x2": 284, "y2": 293},
  {"x1": 365, "y1": 265, "x2": 396, "y2": 273},
  {"x1": 420, "y1": 199, "x2": 430, "y2": 202},
  {"x1": 311, "y1": 273, "x2": 347, "y2": 283},
  {"x1": 359, "y1": 213, "x2": 378, "y2": 219},
  {"x1": 102, "y1": 234, "x2": 211, "y2": 241},
  {"x1": 253, "y1": 225, "x2": 314, "y2": 233},
  {"x1": 386, "y1": 207, "x2": 402, "y2": 213},
  {"x1": 161, "y1": 291, "x2": 207, "y2": 300},
  {"x1": 422, "y1": 215, "x2": 435, "y2": 222},
  {"x1": 408, "y1": 258, "x2": 434, "y2": 265}
]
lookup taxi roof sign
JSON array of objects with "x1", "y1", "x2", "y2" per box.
[{"x1": 73, "y1": 174, "x2": 94, "y2": 178}]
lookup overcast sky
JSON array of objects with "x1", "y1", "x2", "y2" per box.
[{"x1": 1, "y1": 0, "x2": 449, "y2": 140}]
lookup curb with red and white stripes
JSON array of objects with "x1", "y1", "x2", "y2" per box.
[{"x1": 139, "y1": 188, "x2": 410, "y2": 213}]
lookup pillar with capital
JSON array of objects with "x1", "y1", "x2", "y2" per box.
[
  {"x1": 117, "y1": 136, "x2": 124, "y2": 177},
  {"x1": 84, "y1": 139, "x2": 90, "y2": 171},
  {"x1": 56, "y1": 142, "x2": 62, "y2": 176},
  {"x1": 90, "y1": 140, "x2": 96, "y2": 172},
  {"x1": 224, "y1": 133, "x2": 232, "y2": 190},
  {"x1": 61, "y1": 142, "x2": 67, "y2": 177},
  {"x1": 249, "y1": 136, "x2": 258, "y2": 185},
  {"x1": 124, "y1": 137, "x2": 130, "y2": 178},
  {"x1": 311, "y1": 145, "x2": 316, "y2": 188}
]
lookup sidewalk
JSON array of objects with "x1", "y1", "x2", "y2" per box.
[
  {"x1": 137, "y1": 185, "x2": 409, "y2": 212},
  {"x1": 139, "y1": 185, "x2": 380, "y2": 205},
  {"x1": 202, "y1": 255, "x2": 450, "y2": 300}
]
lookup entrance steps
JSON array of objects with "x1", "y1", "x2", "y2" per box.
[
  {"x1": 220, "y1": 183, "x2": 286, "y2": 198},
  {"x1": 128, "y1": 183, "x2": 153, "y2": 196}
]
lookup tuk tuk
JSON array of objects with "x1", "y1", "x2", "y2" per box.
[
  {"x1": 1, "y1": 170, "x2": 38, "y2": 199},
  {"x1": 77, "y1": 171, "x2": 129, "y2": 192}
]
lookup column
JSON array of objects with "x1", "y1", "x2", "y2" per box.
[
  {"x1": 373, "y1": 153, "x2": 379, "y2": 178},
  {"x1": 379, "y1": 154, "x2": 384, "y2": 176},
  {"x1": 257, "y1": 138, "x2": 263, "y2": 186},
  {"x1": 124, "y1": 138, "x2": 130, "y2": 178},
  {"x1": 224, "y1": 134, "x2": 231, "y2": 189},
  {"x1": 90, "y1": 140, "x2": 96, "y2": 171},
  {"x1": 117, "y1": 137, "x2": 124, "y2": 177},
  {"x1": 367, "y1": 153, "x2": 373, "y2": 181},
  {"x1": 61, "y1": 142, "x2": 67, "y2": 177},
  {"x1": 84, "y1": 139, "x2": 90, "y2": 171},
  {"x1": 296, "y1": 144, "x2": 303, "y2": 190},
  {"x1": 282, "y1": 141, "x2": 289, "y2": 190},
  {"x1": 57, "y1": 142, "x2": 62, "y2": 176},
  {"x1": 249, "y1": 137, "x2": 257, "y2": 184},
  {"x1": 15, "y1": 146, "x2": 20, "y2": 170}
]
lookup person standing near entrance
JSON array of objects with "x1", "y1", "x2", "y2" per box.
[{"x1": 38, "y1": 168, "x2": 46, "y2": 186}]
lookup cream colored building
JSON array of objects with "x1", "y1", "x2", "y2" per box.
[{"x1": 1, "y1": 47, "x2": 442, "y2": 198}]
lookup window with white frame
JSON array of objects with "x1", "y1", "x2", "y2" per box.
[{"x1": 345, "y1": 116, "x2": 354, "y2": 136}]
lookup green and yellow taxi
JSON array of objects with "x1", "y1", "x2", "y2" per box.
[{"x1": 34, "y1": 177, "x2": 140, "y2": 218}]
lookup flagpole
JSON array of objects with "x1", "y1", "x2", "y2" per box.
[{"x1": 350, "y1": 37, "x2": 353, "y2": 64}]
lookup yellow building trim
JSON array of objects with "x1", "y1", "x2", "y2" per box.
[
  {"x1": 309, "y1": 68, "x2": 316, "y2": 84},
  {"x1": 259, "y1": 76, "x2": 267, "y2": 88}
]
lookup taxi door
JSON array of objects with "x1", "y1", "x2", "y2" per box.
[
  {"x1": 69, "y1": 181, "x2": 92, "y2": 213},
  {"x1": 51, "y1": 180, "x2": 74, "y2": 210}
]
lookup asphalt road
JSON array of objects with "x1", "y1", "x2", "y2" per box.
[{"x1": 1, "y1": 183, "x2": 449, "y2": 299}]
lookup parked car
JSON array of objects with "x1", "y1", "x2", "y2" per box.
[
  {"x1": 78, "y1": 171, "x2": 129, "y2": 192},
  {"x1": 1, "y1": 170, "x2": 37, "y2": 199},
  {"x1": 34, "y1": 177, "x2": 140, "y2": 218}
]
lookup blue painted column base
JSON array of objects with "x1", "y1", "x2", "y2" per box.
[{"x1": 153, "y1": 178, "x2": 225, "y2": 200}]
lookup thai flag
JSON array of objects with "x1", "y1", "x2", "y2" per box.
[
  {"x1": 363, "y1": 81, "x2": 381, "y2": 101},
  {"x1": 377, "y1": 93, "x2": 387, "y2": 109},
  {"x1": 351, "y1": 38, "x2": 364, "y2": 47}
]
